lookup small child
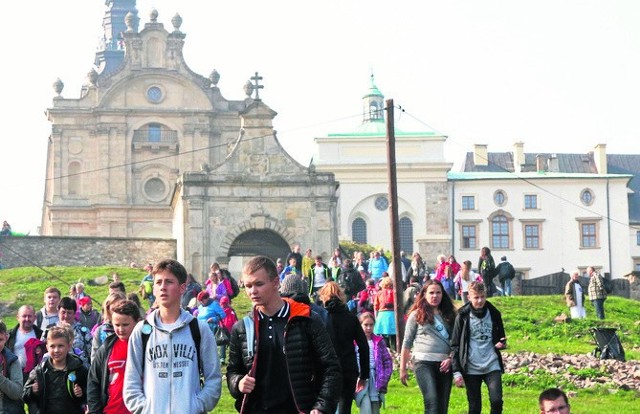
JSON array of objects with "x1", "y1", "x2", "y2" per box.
[
  {"x1": 87, "y1": 300, "x2": 142, "y2": 413},
  {"x1": 0, "y1": 320, "x2": 24, "y2": 413},
  {"x1": 218, "y1": 296, "x2": 238, "y2": 365},
  {"x1": 354, "y1": 313, "x2": 393, "y2": 414},
  {"x1": 358, "y1": 278, "x2": 378, "y2": 314},
  {"x1": 24, "y1": 325, "x2": 89, "y2": 414}
]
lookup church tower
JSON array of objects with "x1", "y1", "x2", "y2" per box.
[
  {"x1": 362, "y1": 73, "x2": 385, "y2": 124},
  {"x1": 95, "y1": 0, "x2": 139, "y2": 75},
  {"x1": 41, "y1": 6, "x2": 338, "y2": 275}
]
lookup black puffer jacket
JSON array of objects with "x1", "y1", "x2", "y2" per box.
[
  {"x1": 450, "y1": 301, "x2": 506, "y2": 375},
  {"x1": 226, "y1": 298, "x2": 341, "y2": 414}
]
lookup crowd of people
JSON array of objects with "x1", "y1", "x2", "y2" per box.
[{"x1": 0, "y1": 246, "x2": 585, "y2": 414}]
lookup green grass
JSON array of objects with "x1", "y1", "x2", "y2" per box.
[{"x1": 1, "y1": 266, "x2": 638, "y2": 413}]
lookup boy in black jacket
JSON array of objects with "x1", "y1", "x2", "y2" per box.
[
  {"x1": 87, "y1": 300, "x2": 141, "y2": 413},
  {"x1": 23, "y1": 325, "x2": 88, "y2": 414}
]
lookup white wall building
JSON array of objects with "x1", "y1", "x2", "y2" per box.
[
  {"x1": 449, "y1": 143, "x2": 635, "y2": 279},
  {"x1": 314, "y1": 75, "x2": 453, "y2": 258}
]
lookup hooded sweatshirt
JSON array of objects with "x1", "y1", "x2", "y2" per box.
[{"x1": 123, "y1": 308, "x2": 222, "y2": 414}]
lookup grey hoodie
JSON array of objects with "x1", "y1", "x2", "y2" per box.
[{"x1": 123, "y1": 309, "x2": 221, "y2": 414}]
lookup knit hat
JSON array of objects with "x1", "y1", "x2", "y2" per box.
[
  {"x1": 220, "y1": 296, "x2": 230, "y2": 306},
  {"x1": 197, "y1": 291, "x2": 210, "y2": 302},
  {"x1": 280, "y1": 274, "x2": 307, "y2": 296},
  {"x1": 78, "y1": 297, "x2": 92, "y2": 307}
]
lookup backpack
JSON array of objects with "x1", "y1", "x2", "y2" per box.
[
  {"x1": 23, "y1": 337, "x2": 47, "y2": 374},
  {"x1": 141, "y1": 318, "x2": 202, "y2": 377},
  {"x1": 223, "y1": 269, "x2": 240, "y2": 299}
]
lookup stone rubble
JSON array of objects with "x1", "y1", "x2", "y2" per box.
[{"x1": 502, "y1": 352, "x2": 640, "y2": 391}]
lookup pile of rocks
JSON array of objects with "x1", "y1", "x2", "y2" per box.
[{"x1": 503, "y1": 352, "x2": 640, "y2": 391}]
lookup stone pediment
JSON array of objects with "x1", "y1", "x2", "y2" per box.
[{"x1": 204, "y1": 100, "x2": 316, "y2": 180}]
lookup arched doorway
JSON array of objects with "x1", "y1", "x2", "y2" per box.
[{"x1": 227, "y1": 229, "x2": 290, "y2": 263}]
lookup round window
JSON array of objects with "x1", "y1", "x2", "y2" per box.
[
  {"x1": 580, "y1": 189, "x2": 594, "y2": 206},
  {"x1": 144, "y1": 177, "x2": 166, "y2": 201},
  {"x1": 494, "y1": 190, "x2": 506, "y2": 206},
  {"x1": 146, "y1": 86, "x2": 163, "y2": 103},
  {"x1": 374, "y1": 196, "x2": 389, "y2": 211}
]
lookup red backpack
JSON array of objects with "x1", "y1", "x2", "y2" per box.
[{"x1": 23, "y1": 337, "x2": 47, "y2": 373}]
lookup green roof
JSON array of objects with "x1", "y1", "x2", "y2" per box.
[{"x1": 448, "y1": 171, "x2": 633, "y2": 180}]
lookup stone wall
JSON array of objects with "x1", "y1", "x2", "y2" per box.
[{"x1": 0, "y1": 236, "x2": 176, "y2": 269}]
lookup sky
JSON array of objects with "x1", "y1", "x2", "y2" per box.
[{"x1": 2, "y1": 0, "x2": 640, "y2": 235}]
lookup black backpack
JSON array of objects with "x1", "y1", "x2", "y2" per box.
[{"x1": 223, "y1": 269, "x2": 240, "y2": 299}]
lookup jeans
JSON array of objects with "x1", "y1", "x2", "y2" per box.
[
  {"x1": 503, "y1": 279, "x2": 512, "y2": 296},
  {"x1": 414, "y1": 360, "x2": 453, "y2": 414},
  {"x1": 592, "y1": 298, "x2": 605, "y2": 319},
  {"x1": 464, "y1": 370, "x2": 503, "y2": 414},
  {"x1": 219, "y1": 343, "x2": 227, "y2": 363}
]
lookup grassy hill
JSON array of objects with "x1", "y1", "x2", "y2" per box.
[{"x1": 1, "y1": 266, "x2": 638, "y2": 413}]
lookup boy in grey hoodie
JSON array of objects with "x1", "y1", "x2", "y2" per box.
[{"x1": 124, "y1": 259, "x2": 221, "y2": 414}]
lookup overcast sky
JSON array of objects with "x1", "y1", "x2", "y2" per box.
[{"x1": 2, "y1": 0, "x2": 639, "y2": 234}]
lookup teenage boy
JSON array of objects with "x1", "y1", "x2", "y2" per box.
[
  {"x1": 36, "y1": 286, "x2": 61, "y2": 335},
  {"x1": 451, "y1": 281, "x2": 507, "y2": 414},
  {"x1": 23, "y1": 325, "x2": 89, "y2": 414},
  {"x1": 0, "y1": 320, "x2": 24, "y2": 413},
  {"x1": 87, "y1": 300, "x2": 142, "y2": 414},
  {"x1": 538, "y1": 388, "x2": 571, "y2": 414},
  {"x1": 124, "y1": 259, "x2": 221, "y2": 414},
  {"x1": 227, "y1": 256, "x2": 341, "y2": 414}
]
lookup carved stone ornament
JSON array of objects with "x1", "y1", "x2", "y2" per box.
[
  {"x1": 87, "y1": 69, "x2": 98, "y2": 86},
  {"x1": 150, "y1": 9, "x2": 159, "y2": 23},
  {"x1": 243, "y1": 80, "x2": 253, "y2": 97},
  {"x1": 125, "y1": 11, "x2": 136, "y2": 32},
  {"x1": 53, "y1": 78, "x2": 64, "y2": 96},
  {"x1": 209, "y1": 69, "x2": 220, "y2": 87},
  {"x1": 171, "y1": 13, "x2": 182, "y2": 32}
]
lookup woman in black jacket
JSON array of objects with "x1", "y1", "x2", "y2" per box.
[
  {"x1": 477, "y1": 247, "x2": 497, "y2": 297},
  {"x1": 318, "y1": 282, "x2": 370, "y2": 414}
]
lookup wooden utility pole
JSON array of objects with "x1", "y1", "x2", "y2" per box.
[{"x1": 385, "y1": 98, "x2": 405, "y2": 351}]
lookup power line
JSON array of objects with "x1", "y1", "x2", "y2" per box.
[{"x1": 399, "y1": 106, "x2": 640, "y2": 232}]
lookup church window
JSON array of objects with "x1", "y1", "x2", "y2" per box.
[
  {"x1": 374, "y1": 196, "x2": 389, "y2": 211},
  {"x1": 352, "y1": 218, "x2": 367, "y2": 244},
  {"x1": 146, "y1": 86, "x2": 163, "y2": 103},
  {"x1": 144, "y1": 177, "x2": 167, "y2": 201},
  {"x1": 148, "y1": 123, "x2": 161, "y2": 142},
  {"x1": 399, "y1": 217, "x2": 413, "y2": 253}
]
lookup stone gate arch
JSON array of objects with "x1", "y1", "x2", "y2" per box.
[{"x1": 220, "y1": 217, "x2": 295, "y2": 262}]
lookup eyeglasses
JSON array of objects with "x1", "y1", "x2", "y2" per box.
[{"x1": 545, "y1": 404, "x2": 569, "y2": 413}]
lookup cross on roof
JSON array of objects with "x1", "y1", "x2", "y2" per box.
[{"x1": 250, "y1": 72, "x2": 264, "y2": 100}]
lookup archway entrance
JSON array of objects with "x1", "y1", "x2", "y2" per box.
[{"x1": 227, "y1": 229, "x2": 290, "y2": 263}]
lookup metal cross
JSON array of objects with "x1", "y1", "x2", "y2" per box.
[{"x1": 250, "y1": 72, "x2": 264, "y2": 100}]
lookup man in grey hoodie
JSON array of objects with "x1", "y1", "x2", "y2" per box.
[{"x1": 124, "y1": 259, "x2": 222, "y2": 414}]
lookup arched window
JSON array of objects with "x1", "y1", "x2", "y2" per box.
[
  {"x1": 399, "y1": 217, "x2": 413, "y2": 253},
  {"x1": 352, "y1": 218, "x2": 367, "y2": 244},
  {"x1": 491, "y1": 214, "x2": 509, "y2": 249},
  {"x1": 148, "y1": 123, "x2": 162, "y2": 142},
  {"x1": 68, "y1": 161, "x2": 82, "y2": 195}
]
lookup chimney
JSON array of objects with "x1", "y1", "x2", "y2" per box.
[
  {"x1": 513, "y1": 142, "x2": 524, "y2": 172},
  {"x1": 473, "y1": 144, "x2": 488, "y2": 166},
  {"x1": 536, "y1": 154, "x2": 547, "y2": 172},
  {"x1": 594, "y1": 143, "x2": 607, "y2": 174},
  {"x1": 548, "y1": 154, "x2": 559, "y2": 172}
]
